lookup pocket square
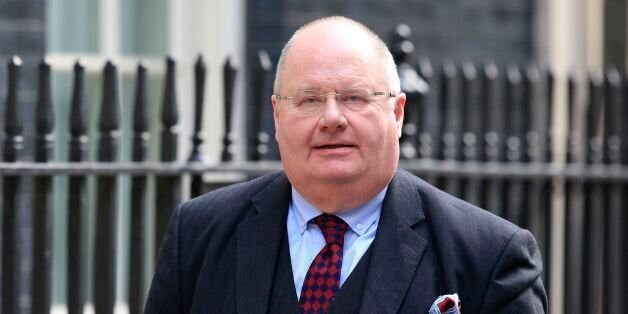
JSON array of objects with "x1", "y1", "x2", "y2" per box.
[{"x1": 428, "y1": 293, "x2": 461, "y2": 314}]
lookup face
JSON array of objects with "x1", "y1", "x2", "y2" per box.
[{"x1": 272, "y1": 25, "x2": 406, "y2": 191}]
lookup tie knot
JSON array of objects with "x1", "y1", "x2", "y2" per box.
[{"x1": 313, "y1": 214, "x2": 348, "y2": 246}]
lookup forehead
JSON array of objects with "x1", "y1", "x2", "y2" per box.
[{"x1": 281, "y1": 23, "x2": 386, "y2": 90}]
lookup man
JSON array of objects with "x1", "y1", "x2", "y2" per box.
[{"x1": 145, "y1": 16, "x2": 547, "y2": 313}]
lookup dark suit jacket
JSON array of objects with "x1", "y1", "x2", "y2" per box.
[{"x1": 145, "y1": 170, "x2": 547, "y2": 313}]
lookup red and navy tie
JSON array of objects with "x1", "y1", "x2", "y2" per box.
[{"x1": 298, "y1": 214, "x2": 349, "y2": 313}]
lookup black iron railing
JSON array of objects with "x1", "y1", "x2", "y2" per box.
[{"x1": 0, "y1": 47, "x2": 626, "y2": 314}]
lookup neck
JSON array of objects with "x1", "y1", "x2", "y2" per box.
[{"x1": 293, "y1": 179, "x2": 389, "y2": 214}]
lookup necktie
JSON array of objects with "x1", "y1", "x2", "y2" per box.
[{"x1": 298, "y1": 214, "x2": 349, "y2": 313}]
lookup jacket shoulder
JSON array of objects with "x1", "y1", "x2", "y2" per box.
[
  {"x1": 173, "y1": 171, "x2": 287, "y2": 241},
  {"x1": 400, "y1": 169, "x2": 520, "y2": 242},
  {"x1": 179, "y1": 172, "x2": 284, "y2": 217},
  {"x1": 397, "y1": 170, "x2": 545, "y2": 312}
]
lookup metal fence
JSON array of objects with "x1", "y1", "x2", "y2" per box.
[{"x1": 0, "y1": 49, "x2": 626, "y2": 314}]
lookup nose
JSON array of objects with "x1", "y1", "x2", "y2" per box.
[{"x1": 318, "y1": 95, "x2": 348, "y2": 132}]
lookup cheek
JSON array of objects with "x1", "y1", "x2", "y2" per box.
[
  {"x1": 277, "y1": 118, "x2": 310, "y2": 147},
  {"x1": 366, "y1": 118, "x2": 400, "y2": 152}
]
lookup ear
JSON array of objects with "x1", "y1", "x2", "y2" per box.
[
  {"x1": 271, "y1": 94, "x2": 280, "y2": 140},
  {"x1": 393, "y1": 93, "x2": 406, "y2": 138}
]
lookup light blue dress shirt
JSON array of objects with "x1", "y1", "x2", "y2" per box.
[{"x1": 287, "y1": 187, "x2": 386, "y2": 298}]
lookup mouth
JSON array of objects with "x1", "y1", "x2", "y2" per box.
[
  {"x1": 312, "y1": 143, "x2": 357, "y2": 156},
  {"x1": 315, "y1": 144, "x2": 355, "y2": 149}
]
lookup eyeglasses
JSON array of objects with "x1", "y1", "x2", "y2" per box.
[{"x1": 275, "y1": 88, "x2": 395, "y2": 115}]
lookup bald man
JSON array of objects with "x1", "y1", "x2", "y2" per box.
[{"x1": 145, "y1": 16, "x2": 547, "y2": 314}]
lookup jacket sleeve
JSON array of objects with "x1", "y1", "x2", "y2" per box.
[
  {"x1": 479, "y1": 229, "x2": 548, "y2": 314},
  {"x1": 145, "y1": 204, "x2": 184, "y2": 314}
]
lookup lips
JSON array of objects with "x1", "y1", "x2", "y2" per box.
[
  {"x1": 315, "y1": 144, "x2": 354, "y2": 149},
  {"x1": 312, "y1": 143, "x2": 356, "y2": 157}
]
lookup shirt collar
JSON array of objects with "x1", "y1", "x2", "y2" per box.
[{"x1": 290, "y1": 186, "x2": 387, "y2": 236}]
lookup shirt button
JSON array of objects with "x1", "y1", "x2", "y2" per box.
[{"x1": 357, "y1": 223, "x2": 364, "y2": 230}]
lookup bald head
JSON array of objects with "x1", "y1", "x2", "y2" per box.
[{"x1": 273, "y1": 16, "x2": 400, "y2": 95}]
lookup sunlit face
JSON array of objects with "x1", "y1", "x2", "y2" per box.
[{"x1": 272, "y1": 24, "x2": 406, "y2": 192}]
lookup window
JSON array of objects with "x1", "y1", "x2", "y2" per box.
[{"x1": 46, "y1": 0, "x2": 245, "y2": 311}]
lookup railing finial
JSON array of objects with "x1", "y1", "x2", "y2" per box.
[
  {"x1": 250, "y1": 50, "x2": 272, "y2": 161},
  {"x1": 222, "y1": 56, "x2": 238, "y2": 162},
  {"x1": 188, "y1": 54, "x2": 207, "y2": 162},
  {"x1": 35, "y1": 58, "x2": 55, "y2": 162},
  {"x1": 133, "y1": 62, "x2": 149, "y2": 162},
  {"x1": 161, "y1": 56, "x2": 179, "y2": 162},
  {"x1": 4, "y1": 56, "x2": 23, "y2": 162}
]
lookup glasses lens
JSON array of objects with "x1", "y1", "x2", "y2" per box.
[
  {"x1": 292, "y1": 90, "x2": 324, "y2": 114},
  {"x1": 287, "y1": 89, "x2": 389, "y2": 114},
  {"x1": 339, "y1": 88, "x2": 373, "y2": 111}
]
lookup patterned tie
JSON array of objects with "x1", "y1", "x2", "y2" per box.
[{"x1": 298, "y1": 214, "x2": 349, "y2": 313}]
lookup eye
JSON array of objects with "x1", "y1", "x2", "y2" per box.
[
  {"x1": 341, "y1": 91, "x2": 369, "y2": 104},
  {"x1": 299, "y1": 96, "x2": 322, "y2": 106},
  {"x1": 345, "y1": 95, "x2": 363, "y2": 102}
]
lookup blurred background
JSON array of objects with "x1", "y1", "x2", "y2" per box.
[{"x1": 0, "y1": 0, "x2": 626, "y2": 313}]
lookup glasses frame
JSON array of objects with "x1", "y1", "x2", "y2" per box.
[{"x1": 275, "y1": 89, "x2": 397, "y2": 114}]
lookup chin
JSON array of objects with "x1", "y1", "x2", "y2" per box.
[{"x1": 312, "y1": 167, "x2": 363, "y2": 184}]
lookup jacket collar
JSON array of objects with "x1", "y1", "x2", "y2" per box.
[
  {"x1": 357, "y1": 169, "x2": 428, "y2": 313},
  {"x1": 234, "y1": 170, "x2": 428, "y2": 313},
  {"x1": 235, "y1": 173, "x2": 293, "y2": 313}
]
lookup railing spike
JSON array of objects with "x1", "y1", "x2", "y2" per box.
[
  {"x1": 35, "y1": 58, "x2": 54, "y2": 162},
  {"x1": 222, "y1": 56, "x2": 238, "y2": 161},
  {"x1": 155, "y1": 56, "x2": 181, "y2": 256},
  {"x1": 623, "y1": 72, "x2": 628, "y2": 165},
  {"x1": 524, "y1": 64, "x2": 542, "y2": 163},
  {"x1": 2, "y1": 54, "x2": 23, "y2": 314},
  {"x1": 133, "y1": 62, "x2": 149, "y2": 136},
  {"x1": 566, "y1": 71, "x2": 579, "y2": 164},
  {"x1": 99, "y1": 60, "x2": 120, "y2": 141},
  {"x1": 32, "y1": 57, "x2": 55, "y2": 314},
  {"x1": 395, "y1": 32, "x2": 426, "y2": 159},
  {"x1": 391, "y1": 23, "x2": 413, "y2": 65},
  {"x1": 604, "y1": 67, "x2": 622, "y2": 165},
  {"x1": 188, "y1": 54, "x2": 208, "y2": 197},
  {"x1": 162, "y1": 56, "x2": 179, "y2": 132},
  {"x1": 505, "y1": 64, "x2": 524, "y2": 163},
  {"x1": 462, "y1": 61, "x2": 477, "y2": 80},
  {"x1": 4, "y1": 55, "x2": 24, "y2": 160},
  {"x1": 70, "y1": 60, "x2": 86, "y2": 140},
  {"x1": 133, "y1": 62, "x2": 149, "y2": 162},
  {"x1": 417, "y1": 57, "x2": 435, "y2": 160},
  {"x1": 506, "y1": 64, "x2": 522, "y2": 85},
  {"x1": 94, "y1": 59, "x2": 120, "y2": 314},
  {"x1": 250, "y1": 50, "x2": 272, "y2": 161},
  {"x1": 418, "y1": 57, "x2": 434, "y2": 79},
  {"x1": 440, "y1": 60, "x2": 460, "y2": 162},
  {"x1": 129, "y1": 61, "x2": 149, "y2": 314},
  {"x1": 188, "y1": 54, "x2": 207, "y2": 163},
  {"x1": 481, "y1": 61, "x2": 501, "y2": 163},
  {"x1": 67, "y1": 59, "x2": 87, "y2": 314},
  {"x1": 545, "y1": 66, "x2": 555, "y2": 162},
  {"x1": 586, "y1": 70, "x2": 605, "y2": 165},
  {"x1": 483, "y1": 61, "x2": 499, "y2": 81},
  {"x1": 461, "y1": 61, "x2": 480, "y2": 162}
]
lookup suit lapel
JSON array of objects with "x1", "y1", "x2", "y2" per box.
[
  {"x1": 235, "y1": 174, "x2": 293, "y2": 314},
  {"x1": 234, "y1": 170, "x2": 429, "y2": 313},
  {"x1": 360, "y1": 171, "x2": 428, "y2": 313}
]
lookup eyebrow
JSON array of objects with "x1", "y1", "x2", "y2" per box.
[{"x1": 296, "y1": 84, "x2": 371, "y2": 92}]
